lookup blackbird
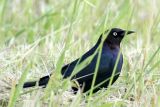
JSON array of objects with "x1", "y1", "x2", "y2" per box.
[{"x1": 23, "y1": 28, "x2": 134, "y2": 93}]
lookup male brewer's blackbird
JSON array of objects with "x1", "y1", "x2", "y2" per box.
[{"x1": 23, "y1": 28, "x2": 134, "y2": 93}]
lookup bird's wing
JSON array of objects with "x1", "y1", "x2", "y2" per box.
[
  {"x1": 71, "y1": 53, "x2": 113, "y2": 83},
  {"x1": 61, "y1": 59, "x2": 79, "y2": 78}
]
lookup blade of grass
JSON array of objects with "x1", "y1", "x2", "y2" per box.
[
  {"x1": 143, "y1": 46, "x2": 160, "y2": 71},
  {"x1": 44, "y1": 0, "x2": 80, "y2": 99},
  {"x1": 87, "y1": 9, "x2": 109, "y2": 107},
  {"x1": 89, "y1": 5, "x2": 135, "y2": 103},
  {"x1": 0, "y1": 0, "x2": 8, "y2": 24},
  {"x1": 8, "y1": 63, "x2": 31, "y2": 107},
  {"x1": 83, "y1": 0, "x2": 96, "y2": 8},
  {"x1": 15, "y1": 9, "x2": 57, "y2": 37}
]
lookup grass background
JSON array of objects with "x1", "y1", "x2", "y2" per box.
[{"x1": 0, "y1": 0, "x2": 160, "y2": 107}]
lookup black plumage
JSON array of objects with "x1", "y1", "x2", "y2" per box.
[{"x1": 23, "y1": 28, "x2": 134, "y2": 93}]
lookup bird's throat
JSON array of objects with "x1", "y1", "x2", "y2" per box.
[{"x1": 107, "y1": 43, "x2": 120, "y2": 50}]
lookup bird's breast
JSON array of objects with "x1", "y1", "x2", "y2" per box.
[
  {"x1": 111, "y1": 51, "x2": 123, "y2": 73},
  {"x1": 102, "y1": 46, "x2": 123, "y2": 72}
]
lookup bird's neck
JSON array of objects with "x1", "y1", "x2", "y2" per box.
[
  {"x1": 95, "y1": 35, "x2": 120, "y2": 50},
  {"x1": 106, "y1": 42, "x2": 120, "y2": 50}
]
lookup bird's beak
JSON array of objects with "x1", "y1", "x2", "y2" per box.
[
  {"x1": 120, "y1": 30, "x2": 135, "y2": 37},
  {"x1": 126, "y1": 30, "x2": 135, "y2": 35}
]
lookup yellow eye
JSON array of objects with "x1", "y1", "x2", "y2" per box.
[{"x1": 113, "y1": 32, "x2": 117, "y2": 36}]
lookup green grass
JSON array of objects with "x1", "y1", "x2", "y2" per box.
[{"x1": 0, "y1": 0, "x2": 160, "y2": 107}]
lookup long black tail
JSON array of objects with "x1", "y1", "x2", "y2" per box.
[{"x1": 23, "y1": 75, "x2": 50, "y2": 88}]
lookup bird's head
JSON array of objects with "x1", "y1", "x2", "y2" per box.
[{"x1": 102, "y1": 28, "x2": 134, "y2": 46}]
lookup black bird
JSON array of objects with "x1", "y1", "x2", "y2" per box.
[{"x1": 23, "y1": 28, "x2": 134, "y2": 93}]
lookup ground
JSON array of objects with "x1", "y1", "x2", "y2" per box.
[{"x1": 0, "y1": 0, "x2": 160, "y2": 107}]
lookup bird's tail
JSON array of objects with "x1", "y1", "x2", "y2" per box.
[
  {"x1": 23, "y1": 75, "x2": 50, "y2": 88},
  {"x1": 23, "y1": 81, "x2": 37, "y2": 88}
]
